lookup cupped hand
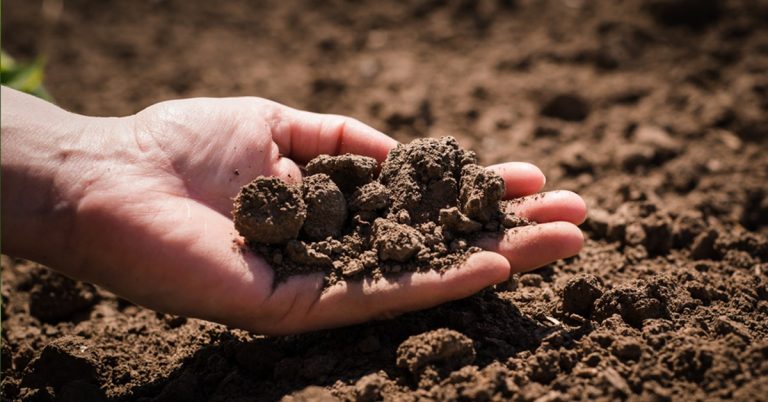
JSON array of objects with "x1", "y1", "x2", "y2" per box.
[{"x1": 57, "y1": 97, "x2": 586, "y2": 335}]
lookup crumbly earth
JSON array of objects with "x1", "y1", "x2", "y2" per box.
[
  {"x1": 561, "y1": 274, "x2": 603, "y2": 316},
  {"x1": 234, "y1": 136, "x2": 524, "y2": 286},
  {"x1": 396, "y1": 329, "x2": 476, "y2": 379},
  {"x1": 299, "y1": 174, "x2": 347, "y2": 241},
  {"x1": 3, "y1": 1, "x2": 768, "y2": 401},
  {"x1": 232, "y1": 177, "x2": 306, "y2": 245},
  {"x1": 305, "y1": 154, "x2": 378, "y2": 195},
  {"x1": 378, "y1": 137, "x2": 479, "y2": 224}
]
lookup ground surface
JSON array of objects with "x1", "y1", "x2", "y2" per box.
[{"x1": 2, "y1": 0, "x2": 768, "y2": 401}]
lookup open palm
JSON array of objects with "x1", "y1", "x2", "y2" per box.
[{"x1": 71, "y1": 97, "x2": 586, "y2": 335}]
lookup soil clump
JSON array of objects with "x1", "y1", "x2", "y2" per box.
[{"x1": 233, "y1": 136, "x2": 527, "y2": 286}]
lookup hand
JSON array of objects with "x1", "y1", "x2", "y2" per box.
[{"x1": 1, "y1": 88, "x2": 586, "y2": 335}]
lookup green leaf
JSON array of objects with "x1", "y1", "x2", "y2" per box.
[{"x1": 1, "y1": 50, "x2": 53, "y2": 101}]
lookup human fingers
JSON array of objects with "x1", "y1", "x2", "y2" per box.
[
  {"x1": 474, "y1": 222, "x2": 584, "y2": 274},
  {"x1": 486, "y1": 162, "x2": 546, "y2": 198},
  {"x1": 505, "y1": 190, "x2": 587, "y2": 225},
  {"x1": 252, "y1": 251, "x2": 510, "y2": 335},
  {"x1": 270, "y1": 105, "x2": 398, "y2": 164}
]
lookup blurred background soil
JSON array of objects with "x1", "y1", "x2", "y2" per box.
[{"x1": 2, "y1": 0, "x2": 767, "y2": 401}]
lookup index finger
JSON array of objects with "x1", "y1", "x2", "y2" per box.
[{"x1": 270, "y1": 106, "x2": 398, "y2": 164}]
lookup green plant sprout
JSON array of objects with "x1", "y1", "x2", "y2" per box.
[{"x1": 1, "y1": 50, "x2": 52, "y2": 101}]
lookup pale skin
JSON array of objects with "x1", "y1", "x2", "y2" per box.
[{"x1": 1, "y1": 86, "x2": 587, "y2": 335}]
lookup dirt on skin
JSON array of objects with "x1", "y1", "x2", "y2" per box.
[
  {"x1": 2, "y1": 0, "x2": 768, "y2": 401},
  {"x1": 233, "y1": 137, "x2": 522, "y2": 286}
]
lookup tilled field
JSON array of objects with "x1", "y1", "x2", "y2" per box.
[{"x1": 2, "y1": 0, "x2": 767, "y2": 401}]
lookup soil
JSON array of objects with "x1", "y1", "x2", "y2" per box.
[
  {"x1": 2, "y1": 0, "x2": 768, "y2": 401},
  {"x1": 234, "y1": 137, "x2": 519, "y2": 286}
]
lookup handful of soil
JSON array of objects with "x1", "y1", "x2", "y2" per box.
[{"x1": 233, "y1": 136, "x2": 529, "y2": 286}]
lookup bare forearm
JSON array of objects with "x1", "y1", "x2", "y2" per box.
[
  {"x1": 2, "y1": 87, "x2": 80, "y2": 263},
  {"x1": 1, "y1": 87, "x2": 125, "y2": 269}
]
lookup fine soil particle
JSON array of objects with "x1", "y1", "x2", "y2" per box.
[
  {"x1": 3, "y1": 1, "x2": 768, "y2": 401},
  {"x1": 233, "y1": 136, "x2": 526, "y2": 286}
]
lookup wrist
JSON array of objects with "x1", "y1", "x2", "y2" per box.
[{"x1": 1, "y1": 87, "x2": 131, "y2": 271}]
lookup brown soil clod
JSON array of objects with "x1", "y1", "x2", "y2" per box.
[
  {"x1": 459, "y1": 163, "x2": 505, "y2": 223},
  {"x1": 372, "y1": 218, "x2": 426, "y2": 263},
  {"x1": 439, "y1": 207, "x2": 482, "y2": 234},
  {"x1": 21, "y1": 336, "x2": 101, "y2": 390},
  {"x1": 285, "y1": 240, "x2": 333, "y2": 267},
  {"x1": 561, "y1": 274, "x2": 603, "y2": 316},
  {"x1": 349, "y1": 182, "x2": 390, "y2": 212},
  {"x1": 593, "y1": 276, "x2": 694, "y2": 328},
  {"x1": 300, "y1": 173, "x2": 347, "y2": 240},
  {"x1": 28, "y1": 269, "x2": 98, "y2": 323},
  {"x1": 233, "y1": 177, "x2": 306, "y2": 245},
  {"x1": 378, "y1": 137, "x2": 477, "y2": 223},
  {"x1": 396, "y1": 328, "x2": 476, "y2": 379},
  {"x1": 305, "y1": 154, "x2": 378, "y2": 194},
  {"x1": 232, "y1": 136, "x2": 526, "y2": 286},
  {"x1": 540, "y1": 93, "x2": 590, "y2": 122}
]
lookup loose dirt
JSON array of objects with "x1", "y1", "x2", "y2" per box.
[
  {"x1": 233, "y1": 137, "x2": 524, "y2": 286},
  {"x1": 2, "y1": 0, "x2": 767, "y2": 401}
]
